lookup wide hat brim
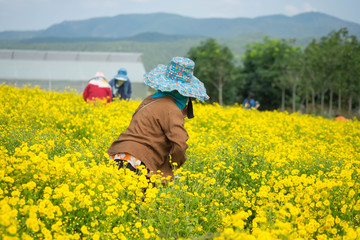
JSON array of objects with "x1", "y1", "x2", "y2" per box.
[
  {"x1": 144, "y1": 64, "x2": 209, "y2": 101},
  {"x1": 114, "y1": 74, "x2": 129, "y2": 81},
  {"x1": 115, "y1": 78, "x2": 127, "y2": 82},
  {"x1": 115, "y1": 78, "x2": 126, "y2": 87}
]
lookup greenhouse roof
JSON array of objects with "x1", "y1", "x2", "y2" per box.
[{"x1": 0, "y1": 49, "x2": 146, "y2": 83}]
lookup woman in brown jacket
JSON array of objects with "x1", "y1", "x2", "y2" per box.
[{"x1": 107, "y1": 57, "x2": 209, "y2": 180}]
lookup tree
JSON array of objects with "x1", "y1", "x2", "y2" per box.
[
  {"x1": 285, "y1": 47, "x2": 304, "y2": 113},
  {"x1": 269, "y1": 39, "x2": 303, "y2": 111},
  {"x1": 187, "y1": 39, "x2": 237, "y2": 106},
  {"x1": 342, "y1": 33, "x2": 360, "y2": 115},
  {"x1": 303, "y1": 28, "x2": 359, "y2": 116},
  {"x1": 319, "y1": 29, "x2": 349, "y2": 116},
  {"x1": 241, "y1": 39, "x2": 280, "y2": 110},
  {"x1": 303, "y1": 39, "x2": 325, "y2": 114},
  {"x1": 241, "y1": 37, "x2": 302, "y2": 110}
]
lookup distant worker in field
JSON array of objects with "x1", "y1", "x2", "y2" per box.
[
  {"x1": 108, "y1": 57, "x2": 209, "y2": 181},
  {"x1": 242, "y1": 92, "x2": 259, "y2": 109},
  {"x1": 109, "y1": 68, "x2": 132, "y2": 100},
  {"x1": 335, "y1": 114, "x2": 348, "y2": 121},
  {"x1": 83, "y1": 72, "x2": 112, "y2": 103}
]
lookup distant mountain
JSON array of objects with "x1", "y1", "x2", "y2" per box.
[
  {"x1": 124, "y1": 32, "x2": 204, "y2": 42},
  {"x1": 0, "y1": 12, "x2": 357, "y2": 71},
  {"x1": 0, "y1": 30, "x2": 41, "y2": 39},
  {"x1": 1, "y1": 12, "x2": 359, "y2": 40},
  {"x1": 8, "y1": 32, "x2": 203, "y2": 44},
  {"x1": 0, "y1": 33, "x2": 314, "y2": 71}
]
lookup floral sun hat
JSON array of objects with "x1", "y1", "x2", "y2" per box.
[{"x1": 144, "y1": 57, "x2": 209, "y2": 101}]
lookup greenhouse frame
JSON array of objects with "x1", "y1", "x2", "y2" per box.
[{"x1": 0, "y1": 49, "x2": 148, "y2": 100}]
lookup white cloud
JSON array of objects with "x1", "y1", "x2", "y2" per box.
[
  {"x1": 304, "y1": 3, "x2": 317, "y2": 12},
  {"x1": 284, "y1": 3, "x2": 317, "y2": 16},
  {"x1": 284, "y1": 5, "x2": 299, "y2": 15}
]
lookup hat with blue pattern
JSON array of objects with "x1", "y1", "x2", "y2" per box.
[{"x1": 144, "y1": 57, "x2": 209, "y2": 101}]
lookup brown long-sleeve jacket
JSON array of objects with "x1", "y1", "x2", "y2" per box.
[{"x1": 107, "y1": 95, "x2": 189, "y2": 178}]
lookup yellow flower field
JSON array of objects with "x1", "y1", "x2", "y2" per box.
[{"x1": 0, "y1": 84, "x2": 359, "y2": 240}]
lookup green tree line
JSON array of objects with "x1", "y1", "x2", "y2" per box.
[{"x1": 188, "y1": 28, "x2": 360, "y2": 118}]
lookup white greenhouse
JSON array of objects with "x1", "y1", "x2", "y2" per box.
[{"x1": 0, "y1": 49, "x2": 148, "y2": 100}]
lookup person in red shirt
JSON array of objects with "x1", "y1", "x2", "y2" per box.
[{"x1": 83, "y1": 72, "x2": 112, "y2": 103}]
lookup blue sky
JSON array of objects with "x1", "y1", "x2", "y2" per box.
[{"x1": 0, "y1": 0, "x2": 359, "y2": 32}]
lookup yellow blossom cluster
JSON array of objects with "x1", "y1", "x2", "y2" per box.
[{"x1": 0, "y1": 85, "x2": 359, "y2": 239}]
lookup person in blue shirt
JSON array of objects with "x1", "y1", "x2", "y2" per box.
[
  {"x1": 242, "y1": 92, "x2": 259, "y2": 109},
  {"x1": 109, "y1": 68, "x2": 132, "y2": 100}
]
